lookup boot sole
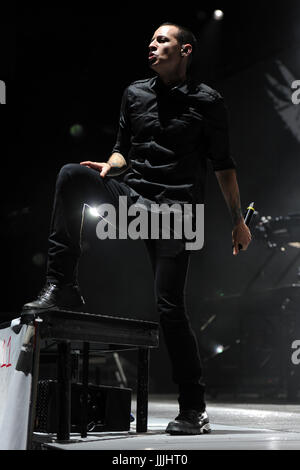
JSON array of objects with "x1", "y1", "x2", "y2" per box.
[
  {"x1": 166, "y1": 422, "x2": 211, "y2": 435},
  {"x1": 21, "y1": 304, "x2": 86, "y2": 315}
]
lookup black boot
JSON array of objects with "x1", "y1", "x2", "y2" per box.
[
  {"x1": 165, "y1": 409, "x2": 211, "y2": 435},
  {"x1": 22, "y1": 282, "x2": 86, "y2": 313}
]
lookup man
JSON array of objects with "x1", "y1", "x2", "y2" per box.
[{"x1": 22, "y1": 23, "x2": 251, "y2": 435}]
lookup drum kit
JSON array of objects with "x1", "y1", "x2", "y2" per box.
[{"x1": 254, "y1": 212, "x2": 300, "y2": 251}]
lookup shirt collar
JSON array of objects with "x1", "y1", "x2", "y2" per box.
[{"x1": 151, "y1": 75, "x2": 192, "y2": 95}]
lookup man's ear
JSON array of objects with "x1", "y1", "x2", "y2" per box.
[{"x1": 181, "y1": 44, "x2": 192, "y2": 56}]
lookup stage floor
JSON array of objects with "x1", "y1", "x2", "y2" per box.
[{"x1": 35, "y1": 395, "x2": 300, "y2": 450}]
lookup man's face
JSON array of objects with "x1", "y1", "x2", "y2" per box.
[{"x1": 148, "y1": 25, "x2": 182, "y2": 73}]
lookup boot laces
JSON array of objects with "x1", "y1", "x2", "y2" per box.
[{"x1": 37, "y1": 283, "x2": 57, "y2": 302}]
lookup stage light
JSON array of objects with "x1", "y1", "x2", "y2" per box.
[
  {"x1": 82, "y1": 203, "x2": 101, "y2": 218},
  {"x1": 213, "y1": 9, "x2": 224, "y2": 20},
  {"x1": 215, "y1": 344, "x2": 224, "y2": 355},
  {"x1": 69, "y1": 123, "x2": 85, "y2": 138},
  {"x1": 88, "y1": 206, "x2": 101, "y2": 217}
]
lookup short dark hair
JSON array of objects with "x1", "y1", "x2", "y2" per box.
[{"x1": 158, "y1": 22, "x2": 198, "y2": 69}]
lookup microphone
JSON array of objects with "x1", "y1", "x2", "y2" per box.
[
  {"x1": 244, "y1": 202, "x2": 255, "y2": 226},
  {"x1": 238, "y1": 202, "x2": 255, "y2": 251}
]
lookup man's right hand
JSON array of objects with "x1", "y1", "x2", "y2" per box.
[{"x1": 80, "y1": 161, "x2": 111, "y2": 178}]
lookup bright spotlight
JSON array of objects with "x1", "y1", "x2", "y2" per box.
[
  {"x1": 215, "y1": 345, "x2": 224, "y2": 355},
  {"x1": 213, "y1": 9, "x2": 224, "y2": 20},
  {"x1": 89, "y1": 206, "x2": 101, "y2": 217}
]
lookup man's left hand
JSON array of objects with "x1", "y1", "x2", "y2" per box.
[{"x1": 232, "y1": 221, "x2": 252, "y2": 256}]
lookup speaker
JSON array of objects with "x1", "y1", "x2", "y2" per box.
[{"x1": 35, "y1": 380, "x2": 132, "y2": 433}]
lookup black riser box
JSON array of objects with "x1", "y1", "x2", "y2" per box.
[{"x1": 35, "y1": 380, "x2": 132, "y2": 433}]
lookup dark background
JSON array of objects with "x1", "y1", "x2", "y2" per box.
[{"x1": 1, "y1": 1, "x2": 300, "y2": 397}]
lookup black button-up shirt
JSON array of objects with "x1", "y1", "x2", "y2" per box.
[{"x1": 112, "y1": 75, "x2": 236, "y2": 206}]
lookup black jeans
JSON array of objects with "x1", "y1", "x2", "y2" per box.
[{"x1": 47, "y1": 163, "x2": 205, "y2": 411}]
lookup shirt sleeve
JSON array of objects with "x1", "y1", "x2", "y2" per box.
[
  {"x1": 111, "y1": 86, "x2": 132, "y2": 164},
  {"x1": 204, "y1": 95, "x2": 237, "y2": 172}
]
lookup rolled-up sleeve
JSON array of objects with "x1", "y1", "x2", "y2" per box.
[
  {"x1": 204, "y1": 96, "x2": 236, "y2": 172},
  {"x1": 112, "y1": 87, "x2": 131, "y2": 164}
]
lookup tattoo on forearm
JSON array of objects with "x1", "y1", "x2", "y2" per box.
[
  {"x1": 216, "y1": 170, "x2": 243, "y2": 226},
  {"x1": 227, "y1": 192, "x2": 243, "y2": 225},
  {"x1": 108, "y1": 152, "x2": 127, "y2": 170},
  {"x1": 231, "y1": 205, "x2": 243, "y2": 225},
  {"x1": 108, "y1": 161, "x2": 121, "y2": 168}
]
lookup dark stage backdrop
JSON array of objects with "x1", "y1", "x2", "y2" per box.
[
  {"x1": 1, "y1": 3, "x2": 300, "y2": 395},
  {"x1": 190, "y1": 45, "x2": 300, "y2": 397}
]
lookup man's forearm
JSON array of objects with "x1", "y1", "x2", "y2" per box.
[
  {"x1": 107, "y1": 152, "x2": 130, "y2": 176},
  {"x1": 215, "y1": 169, "x2": 244, "y2": 225}
]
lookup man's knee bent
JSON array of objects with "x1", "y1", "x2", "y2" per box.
[
  {"x1": 58, "y1": 163, "x2": 91, "y2": 180},
  {"x1": 56, "y1": 163, "x2": 106, "y2": 190}
]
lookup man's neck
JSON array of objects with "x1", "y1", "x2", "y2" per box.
[{"x1": 158, "y1": 71, "x2": 187, "y2": 88}]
